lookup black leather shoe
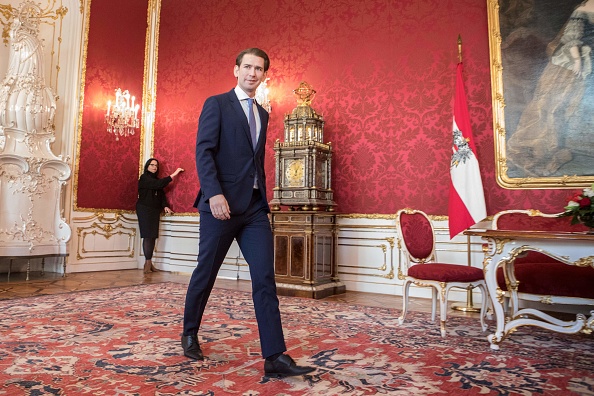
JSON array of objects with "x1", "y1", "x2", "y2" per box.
[
  {"x1": 181, "y1": 335, "x2": 204, "y2": 360},
  {"x1": 264, "y1": 354, "x2": 315, "y2": 378}
]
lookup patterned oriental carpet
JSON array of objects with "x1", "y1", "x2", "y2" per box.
[{"x1": 0, "y1": 283, "x2": 593, "y2": 395}]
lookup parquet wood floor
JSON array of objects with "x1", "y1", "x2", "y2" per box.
[{"x1": 0, "y1": 269, "x2": 480, "y2": 319}]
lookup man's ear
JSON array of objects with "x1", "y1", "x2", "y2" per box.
[{"x1": 233, "y1": 65, "x2": 239, "y2": 78}]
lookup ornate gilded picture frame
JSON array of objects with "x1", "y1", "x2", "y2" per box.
[{"x1": 487, "y1": 0, "x2": 594, "y2": 189}]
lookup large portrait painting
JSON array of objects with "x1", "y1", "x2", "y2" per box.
[{"x1": 488, "y1": 0, "x2": 594, "y2": 188}]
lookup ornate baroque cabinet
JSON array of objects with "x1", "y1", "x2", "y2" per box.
[
  {"x1": 271, "y1": 211, "x2": 344, "y2": 298},
  {"x1": 269, "y1": 82, "x2": 343, "y2": 298}
]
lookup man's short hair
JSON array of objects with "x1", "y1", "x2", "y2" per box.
[{"x1": 236, "y1": 48, "x2": 270, "y2": 72}]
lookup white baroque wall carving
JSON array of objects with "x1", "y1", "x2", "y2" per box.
[{"x1": 0, "y1": 1, "x2": 71, "y2": 257}]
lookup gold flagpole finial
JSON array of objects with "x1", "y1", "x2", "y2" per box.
[{"x1": 457, "y1": 34, "x2": 462, "y2": 63}]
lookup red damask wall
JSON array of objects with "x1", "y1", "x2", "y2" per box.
[
  {"x1": 76, "y1": 0, "x2": 147, "y2": 210},
  {"x1": 78, "y1": 0, "x2": 574, "y2": 215},
  {"x1": 154, "y1": 0, "x2": 571, "y2": 215}
]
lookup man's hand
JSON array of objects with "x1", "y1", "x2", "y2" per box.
[{"x1": 209, "y1": 194, "x2": 231, "y2": 220}]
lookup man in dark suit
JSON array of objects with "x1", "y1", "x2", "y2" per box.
[{"x1": 182, "y1": 48, "x2": 315, "y2": 378}]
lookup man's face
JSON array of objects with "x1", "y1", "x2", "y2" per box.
[{"x1": 234, "y1": 54, "x2": 267, "y2": 95}]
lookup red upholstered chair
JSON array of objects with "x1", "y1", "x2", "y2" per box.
[{"x1": 396, "y1": 208, "x2": 488, "y2": 337}]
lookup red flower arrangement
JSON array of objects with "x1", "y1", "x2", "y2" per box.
[{"x1": 559, "y1": 184, "x2": 594, "y2": 228}]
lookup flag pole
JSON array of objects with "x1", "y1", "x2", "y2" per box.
[
  {"x1": 452, "y1": 234, "x2": 481, "y2": 312},
  {"x1": 451, "y1": 34, "x2": 481, "y2": 314}
]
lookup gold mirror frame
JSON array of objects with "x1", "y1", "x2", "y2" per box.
[
  {"x1": 73, "y1": 0, "x2": 157, "y2": 213},
  {"x1": 487, "y1": 0, "x2": 593, "y2": 189}
]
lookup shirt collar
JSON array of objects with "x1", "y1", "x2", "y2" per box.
[{"x1": 234, "y1": 85, "x2": 254, "y2": 102}]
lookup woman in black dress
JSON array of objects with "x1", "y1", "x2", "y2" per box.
[{"x1": 136, "y1": 158, "x2": 184, "y2": 273}]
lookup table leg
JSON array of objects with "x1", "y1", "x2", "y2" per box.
[
  {"x1": 26, "y1": 259, "x2": 30, "y2": 281},
  {"x1": 41, "y1": 257, "x2": 45, "y2": 276},
  {"x1": 8, "y1": 259, "x2": 12, "y2": 281},
  {"x1": 484, "y1": 257, "x2": 507, "y2": 350}
]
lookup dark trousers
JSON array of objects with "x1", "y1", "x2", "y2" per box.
[{"x1": 183, "y1": 190, "x2": 287, "y2": 358}]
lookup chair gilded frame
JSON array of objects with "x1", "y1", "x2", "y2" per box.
[{"x1": 396, "y1": 208, "x2": 488, "y2": 337}]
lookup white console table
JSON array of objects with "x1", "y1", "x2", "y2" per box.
[{"x1": 465, "y1": 229, "x2": 594, "y2": 350}]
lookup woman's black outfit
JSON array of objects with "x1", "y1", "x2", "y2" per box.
[{"x1": 136, "y1": 172, "x2": 172, "y2": 259}]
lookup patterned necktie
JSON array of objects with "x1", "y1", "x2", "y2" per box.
[{"x1": 247, "y1": 98, "x2": 257, "y2": 149}]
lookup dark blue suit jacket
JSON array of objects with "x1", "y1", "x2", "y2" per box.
[{"x1": 194, "y1": 89, "x2": 270, "y2": 215}]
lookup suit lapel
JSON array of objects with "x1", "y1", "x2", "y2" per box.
[
  {"x1": 228, "y1": 90, "x2": 253, "y2": 147},
  {"x1": 255, "y1": 103, "x2": 269, "y2": 151},
  {"x1": 228, "y1": 89, "x2": 268, "y2": 152}
]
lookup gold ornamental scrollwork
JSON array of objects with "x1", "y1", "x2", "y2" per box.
[
  {"x1": 493, "y1": 238, "x2": 513, "y2": 255},
  {"x1": 72, "y1": 211, "x2": 137, "y2": 223},
  {"x1": 1, "y1": 1, "x2": 67, "y2": 91},
  {"x1": 76, "y1": 222, "x2": 136, "y2": 240},
  {"x1": 439, "y1": 282, "x2": 446, "y2": 300},
  {"x1": 584, "y1": 313, "x2": 594, "y2": 335},
  {"x1": 574, "y1": 256, "x2": 594, "y2": 268},
  {"x1": 508, "y1": 245, "x2": 578, "y2": 266},
  {"x1": 496, "y1": 286, "x2": 506, "y2": 305},
  {"x1": 0, "y1": 4, "x2": 14, "y2": 44},
  {"x1": 374, "y1": 237, "x2": 394, "y2": 279},
  {"x1": 74, "y1": 211, "x2": 137, "y2": 259},
  {"x1": 410, "y1": 281, "x2": 447, "y2": 301},
  {"x1": 481, "y1": 255, "x2": 491, "y2": 271},
  {"x1": 381, "y1": 237, "x2": 395, "y2": 279},
  {"x1": 368, "y1": 237, "x2": 395, "y2": 279},
  {"x1": 411, "y1": 280, "x2": 433, "y2": 289}
]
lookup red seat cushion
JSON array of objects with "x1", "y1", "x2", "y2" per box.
[
  {"x1": 409, "y1": 263, "x2": 484, "y2": 283},
  {"x1": 496, "y1": 252, "x2": 594, "y2": 299}
]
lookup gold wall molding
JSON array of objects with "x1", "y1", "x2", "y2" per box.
[
  {"x1": 337, "y1": 236, "x2": 395, "y2": 279},
  {"x1": 74, "y1": 0, "x2": 155, "y2": 212},
  {"x1": 337, "y1": 213, "x2": 450, "y2": 221},
  {"x1": 74, "y1": 211, "x2": 136, "y2": 260},
  {"x1": 140, "y1": 0, "x2": 161, "y2": 169},
  {"x1": 72, "y1": 0, "x2": 91, "y2": 211}
]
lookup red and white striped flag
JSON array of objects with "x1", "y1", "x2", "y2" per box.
[{"x1": 448, "y1": 62, "x2": 486, "y2": 239}]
